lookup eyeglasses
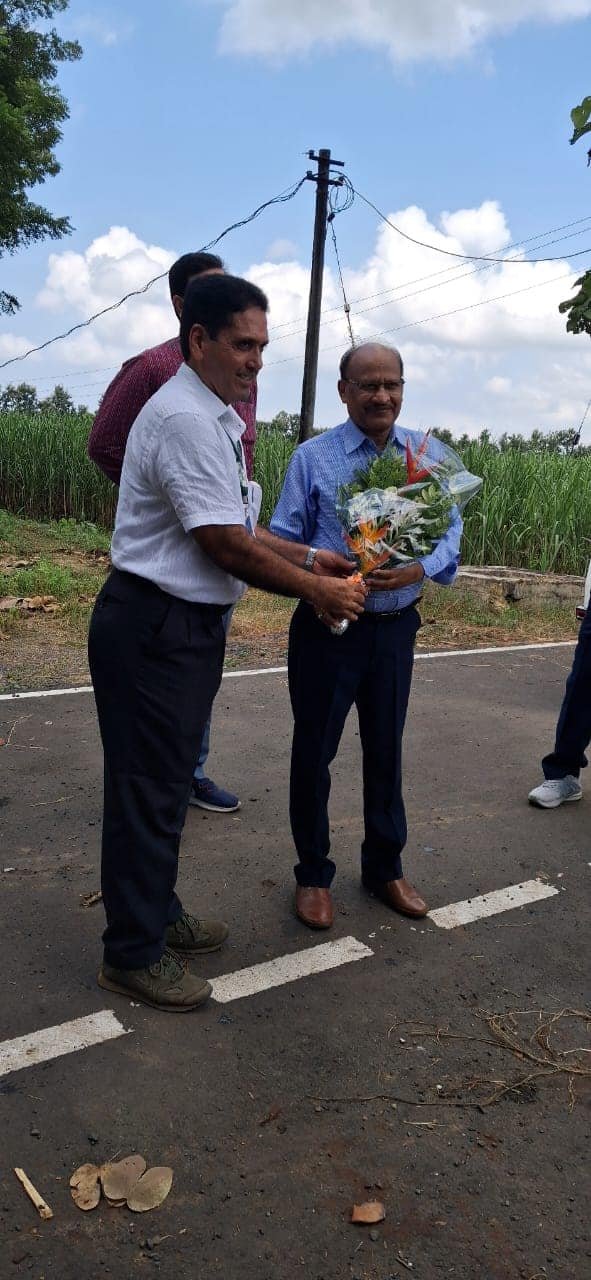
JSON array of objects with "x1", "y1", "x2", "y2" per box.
[{"x1": 345, "y1": 378, "x2": 405, "y2": 395}]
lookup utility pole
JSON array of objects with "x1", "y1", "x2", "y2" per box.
[{"x1": 298, "y1": 149, "x2": 344, "y2": 442}]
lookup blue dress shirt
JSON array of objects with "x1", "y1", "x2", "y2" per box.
[{"x1": 270, "y1": 418, "x2": 463, "y2": 613}]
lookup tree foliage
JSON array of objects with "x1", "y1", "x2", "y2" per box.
[
  {"x1": 559, "y1": 95, "x2": 591, "y2": 336},
  {"x1": 432, "y1": 426, "x2": 587, "y2": 455},
  {"x1": 0, "y1": 380, "x2": 88, "y2": 413},
  {"x1": 257, "y1": 410, "x2": 301, "y2": 439},
  {"x1": 0, "y1": 1, "x2": 81, "y2": 314}
]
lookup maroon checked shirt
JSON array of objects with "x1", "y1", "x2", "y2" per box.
[{"x1": 87, "y1": 336, "x2": 257, "y2": 484}]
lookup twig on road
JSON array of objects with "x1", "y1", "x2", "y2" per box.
[{"x1": 0, "y1": 714, "x2": 31, "y2": 747}]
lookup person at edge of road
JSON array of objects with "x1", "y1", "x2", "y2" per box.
[
  {"x1": 527, "y1": 605, "x2": 591, "y2": 807},
  {"x1": 270, "y1": 342, "x2": 463, "y2": 931},
  {"x1": 88, "y1": 273, "x2": 366, "y2": 1012},
  {"x1": 87, "y1": 251, "x2": 251, "y2": 816}
]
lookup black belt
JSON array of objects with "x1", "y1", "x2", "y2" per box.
[
  {"x1": 108, "y1": 568, "x2": 229, "y2": 615},
  {"x1": 360, "y1": 596, "x2": 422, "y2": 621}
]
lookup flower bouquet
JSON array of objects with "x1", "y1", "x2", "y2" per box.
[{"x1": 329, "y1": 433, "x2": 482, "y2": 634}]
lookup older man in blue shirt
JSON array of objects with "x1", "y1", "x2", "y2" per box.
[{"x1": 271, "y1": 342, "x2": 462, "y2": 929}]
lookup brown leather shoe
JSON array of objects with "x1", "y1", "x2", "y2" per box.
[
  {"x1": 363, "y1": 875, "x2": 428, "y2": 918},
  {"x1": 295, "y1": 886, "x2": 334, "y2": 929}
]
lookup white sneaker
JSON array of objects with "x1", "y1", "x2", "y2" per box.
[{"x1": 528, "y1": 775, "x2": 582, "y2": 808}]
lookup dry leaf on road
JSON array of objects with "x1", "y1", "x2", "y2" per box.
[
  {"x1": 126, "y1": 1167, "x2": 173, "y2": 1212},
  {"x1": 0, "y1": 595, "x2": 58, "y2": 613},
  {"x1": 100, "y1": 1155, "x2": 146, "y2": 1203},
  {"x1": 69, "y1": 1163, "x2": 101, "y2": 1211},
  {"x1": 350, "y1": 1200, "x2": 386, "y2": 1224}
]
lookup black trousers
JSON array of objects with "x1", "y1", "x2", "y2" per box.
[
  {"x1": 88, "y1": 570, "x2": 226, "y2": 969},
  {"x1": 542, "y1": 602, "x2": 591, "y2": 779},
  {"x1": 288, "y1": 601, "x2": 420, "y2": 889}
]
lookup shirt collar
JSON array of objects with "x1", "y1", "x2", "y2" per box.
[
  {"x1": 177, "y1": 362, "x2": 245, "y2": 441},
  {"x1": 342, "y1": 416, "x2": 405, "y2": 455}
]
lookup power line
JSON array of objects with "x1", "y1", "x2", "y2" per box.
[
  {"x1": 0, "y1": 177, "x2": 308, "y2": 372},
  {"x1": 266, "y1": 235, "x2": 591, "y2": 349},
  {"x1": 23, "y1": 363, "x2": 121, "y2": 386},
  {"x1": 349, "y1": 183, "x2": 591, "y2": 265},
  {"x1": 265, "y1": 218, "x2": 591, "y2": 345},
  {"x1": 3, "y1": 179, "x2": 589, "y2": 416},
  {"x1": 265, "y1": 267, "x2": 583, "y2": 367},
  {"x1": 6, "y1": 212, "x2": 591, "y2": 386},
  {"x1": 327, "y1": 184, "x2": 355, "y2": 347}
]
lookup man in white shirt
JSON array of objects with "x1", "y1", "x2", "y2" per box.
[{"x1": 88, "y1": 273, "x2": 366, "y2": 1012}]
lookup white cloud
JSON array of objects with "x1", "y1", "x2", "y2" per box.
[
  {"x1": 74, "y1": 14, "x2": 134, "y2": 47},
  {"x1": 2, "y1": 202, "x2": 590, "y2": 439},
  {"x1": 208, "y1": 0, "x2": 591, "y2": 63},
  {"x1": 35, "y1": 227, "x2": 176, "y2": 368},
  {"x1": 486, "y1": 376, "x2": 512, "y2": 394},
  {"x1": 266, "y1": 238, "x2": 299, "y2": 261},
  {"x1": 0, "y1": 333, "x2": 33, "y2": 359},
  {"x1": 440, "y1": 202, "x2": 511, "y2": 256}
]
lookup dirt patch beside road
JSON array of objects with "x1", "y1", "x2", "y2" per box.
[
  {"x1": 0, "y1": 513, "x2": 580, "y2": 691},
  {"x1": 0, "y1": 580, "x2": 579, "y2": 693}
]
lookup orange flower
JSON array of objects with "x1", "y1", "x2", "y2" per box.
[
  {"x1": 405, "y1": 432, "x2": 431, "y2": 483},
  {"x1": 345, "y1": 527, "x2": 392, "y2": 575}
]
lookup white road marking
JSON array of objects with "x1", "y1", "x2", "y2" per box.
[
  {"x1": 0, "y1": 640, "x2": 577, "y2": 702},
  {"x1": 223, "y1": 665, "x2": 288, "y2": 679},
  {"x1": 1, "y1": 873, "x2": 565, "y2": 1071},
  {"x1": 0, "y1": 1010, "x2": 128, "y2": 1078},
  {"x1": 209, "y1": 935, "x2": 373, "y2": 1004},
  {"x1": 0, "y1": 684, "x2": 94, "y2": 702},
  {"x1": 415, "y1": 641, "x2": 576, "y2": 661},
  {"x1": 428, "y1": 878, "x2": 559, "y2": 929}
]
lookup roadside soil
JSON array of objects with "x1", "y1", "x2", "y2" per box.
[{"x1": 0, "y1": 545, "x2": 580, "y2": 693}]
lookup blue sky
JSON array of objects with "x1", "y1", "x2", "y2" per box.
[{"x1": 1, "y1": 0, "x2": 590, "y2": 437}]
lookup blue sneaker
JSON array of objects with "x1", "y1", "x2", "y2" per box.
[{"x1": 189, "y1": 777, "x2": 241, "y2": 813}]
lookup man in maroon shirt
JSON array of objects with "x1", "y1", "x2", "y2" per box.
[{"x1": 88, "y1": 251, "x2": 255, "y2": 813}]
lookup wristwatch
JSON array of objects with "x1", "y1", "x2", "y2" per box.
[{"x1": 304, "y1": 546, "x2": 319, "y2": 571}]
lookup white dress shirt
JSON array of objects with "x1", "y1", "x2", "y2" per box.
[{"x1": 111, "y1": 362, "x2": 256, "y2": 604}]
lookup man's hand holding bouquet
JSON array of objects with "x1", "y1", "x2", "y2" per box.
[{"x1": 324, "y1": 433, "x2": 482, "y2": 634}]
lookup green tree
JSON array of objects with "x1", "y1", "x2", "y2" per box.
[
  {"x1": 257, "y1": 410, "x2": 301, "y2": 439},
  {"x1": 0, "y1": 379, "x2": 90, "y2": 413},
  {"x1": 431, "y1": 427, "x2": 456, "y2": 447},
  {"x1": 559, "y1": 95, "x2": 591, "y2": 336},
  {"x1": 38, "y1": 382, "x2": 74, "y2": 413},
  {"x1": 0, "y1": 1, "x2": 82, "y2": 314},
  {"x1": 0, "y1": 380, "x2": 38, "y2": 411}
]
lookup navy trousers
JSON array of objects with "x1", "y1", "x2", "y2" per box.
[
  {"x1": 288, "y1": 601, "x2": 420, "y2": 888},
  {"x1": 88, "y1": 570, "x2": 226, "y2": 970},
  {"x1": 542, "y1": 603, "x2": 591, "y2": 780}
]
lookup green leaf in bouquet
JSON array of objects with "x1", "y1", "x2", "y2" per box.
[{"x1": 349, "y1": 447, "x2": 407, "y2": 495}]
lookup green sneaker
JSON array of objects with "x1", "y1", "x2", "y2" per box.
[
  {"x1": 165, "y1": 910, "x2": 229, "y2": 955},
  {"x1": 98, "y1": 947, "x2": 212, "y2": 1012}
]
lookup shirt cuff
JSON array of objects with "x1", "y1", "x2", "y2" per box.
[
  {"x1": 268, "y1": 521, "x2": 303, "y2": 542},
  {"x1": 418, "y1": 554, "x2": 436, "y2": 579},
  {"x1": 182, "y1": 507, "x2": 245, "y2": 534}
]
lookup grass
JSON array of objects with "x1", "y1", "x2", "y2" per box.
[
  {"x1": 0, "y1": 502, "x2": 579, "y2": 692},
  {"x1": 0, "y1": 411, "x2": 116, "y2": 526},
  {"x1": 459, "y1": 442, "x2": 591, "y2": 574},
  {"x1": 0, "y1": 508, "x2": 110, "y2": 556},
  {"x1": 253, "y1": 429, "x2": 297, "y2": 526},
  {"x1": 2, "y1": 414, "x2": 591, "y2": 572}
]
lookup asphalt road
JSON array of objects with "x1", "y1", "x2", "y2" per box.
[{"x1": 0, "y1": 644, "x2": 589, "y2": 1280}]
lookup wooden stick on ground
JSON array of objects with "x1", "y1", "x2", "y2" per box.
[{"x1": 13, "y1": 1168, "x2": 53, "y2": 1220}]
